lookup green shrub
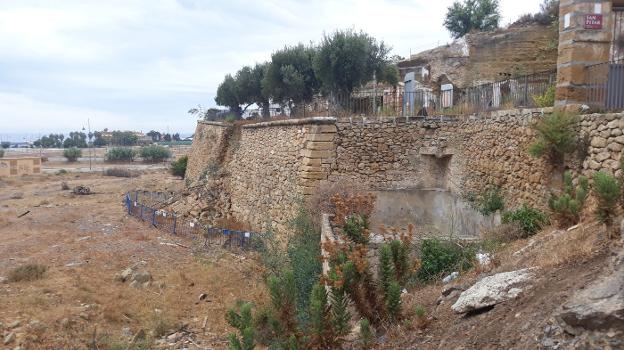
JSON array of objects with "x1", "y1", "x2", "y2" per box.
[
  {"x1": 105, "y1": 147, "x2": 136, "y2": 162},
  {"x1": 308, "y1": 283, "x2": 336, "y2": 348},
  {"x1": 104, "y1": 168, "x2": 135, "y2": 178},
  {"x1": 593, "y1": 171, "x2": 621, "y2": 238},
  {"x1": 342, "y1": 214, "x2": 369, "y2": 244},
  {"x1": 378, "y1": 244, "x2": 394, "y2": 294},
  {"x1": 502, "y1": 204, "x2": 549, "y2": 237},
  {"x1": 472, "y1": 186, "x2": 504, "y2": 215},
  {"x1": 63, "y1": 147, "x2": 82, "y2": 162},
  {"x1": 386, "y1": 281, "x2": 402, "y2": 321},
  {"x1": 139, "y1": 145, "x2": 171, "y2": 162},
  {"x1": 414, "y1": 304, "x2": 426, "y2": 318},
  {"x1": 528, "y1": 111, "x2": 579, "y2": 166},
  {"x1": 533, "y1": 85, "x2": 555, "y2": 107},
  {"x1": 227, "y1": 301, "x2": 256, "y2": 350},
  {"x1": 549, "y1": 171, "x2": 588, "y2": 228},
  {"x1": 7, "y1": 263, "x2": 47, "y2": 282},
  {"x1": 329, "y1": 288, "x2": 350, "y2": 337},
  {"x1": 170, "y1": 155, "x2": 188, "y2": 178},
  {"x1": 287, "y1": 208, "x2": 322, "y2": 324},
  {"x1": 359, "y1": 318, "x2": 374, "y2": 349},
  {"x1": 417, "y1": 239, "x2": 474, "y2": 282},
  {"x1": 267, "y1": 271, "x2": 299, "y2": 339},
  {"x1": 1, "y1": 141, "x2": 9, "y2": 149},
  {"x1": 389, "y1": 239, "x2": 411, "y2": 285}
]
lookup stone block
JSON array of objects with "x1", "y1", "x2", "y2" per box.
[
  {"x1": 300, "y1": 165, "x2": 323, "y2": 173},
  {"x1": 307, "y1": 133, "x2": 336, "y2": 142},
  {"x1": 306, "y1": 141, "x2": 335, "y2": 151},
  {"x1": 556, "y1": 64, "x2": 589, "y2": 86},
  {"x1": 299, "y1": 178, "x2": 321, "y2": 187},
  {"x1": 310, "y1": 125, "x2": 337, "y2": 134},
  {"x1": 557, "y1": 42, "x2": 611, "y2": 64},
  {"x1": 301, "y1": 157, "x2": 322, "y2": 166},
  {"x1": 301, "y1": 149, "x2": 333, "y2": 159},
  {"x1": 300, "y1": 171, "x2": 327, "y2": 180}
]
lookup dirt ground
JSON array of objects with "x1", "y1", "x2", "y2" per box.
[
  {"x1": 382, "y1": 223, "x2": 618, "y2": 350},
  {"x1": 0, "y1": 170, "x2": 265, "y2": 349}
]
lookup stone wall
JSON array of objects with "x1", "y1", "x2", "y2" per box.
[
  {"x1": 398, "y1": 24, "x2": 558, "y2": 88},
  {"x1": 185, "y1": 118, "x2": 336, "y2": 233},
  {"x1": 186, "y1": 110, "x2": 624, "y2": 234},
  {"x1": 185, "y1": 121, "x2": 231, "y2": 184},
  {"x1": 329, "y1": 110, "x2": 553, "y2": 210},
  {"x1": 226, "y1": 118, "x2": 336, "y2": 231},
  {"x1": 580, "y1": 113, "x2": 624, "y2": 177}
]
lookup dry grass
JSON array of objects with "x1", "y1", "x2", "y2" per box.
[
  {"x1": 530, "y1": 225, "x2": 600, "y2": 268},
  {"x1": 7, "y1": 263, "x2": 48, "y2": 282},
  {"x1": 305, "y1": 179, "x2": 368, "y2": 229},
  {"x1": 492, "y1": 222, "x2": 603, "y2": 271}
]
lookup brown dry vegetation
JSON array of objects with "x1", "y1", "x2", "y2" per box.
[{"x1": 0, "y1": 170, "x2": 265, "y2": 349}]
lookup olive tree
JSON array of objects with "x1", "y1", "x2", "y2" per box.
[
  {"x1": 313, "y1": 29, "x2": 398, "y2": 97},
  {"x1": 262, "y1": 44, "x2": 319, "y2": 114},
  {"x1": 444, "y1": 0, "x2": 500, "y2": 39}
]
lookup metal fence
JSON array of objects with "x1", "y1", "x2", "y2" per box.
[
  {"x1": 282, "y1": 69, "x2": 557, "y2": 118},
  {"x1": 124, "y1": 191, "x2": 256, "y2": 249},
  {"x1": 586, "y1": 59, "x2": 624, "y2": 111}
]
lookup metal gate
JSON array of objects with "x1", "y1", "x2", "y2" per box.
[{"x1": 606, "y1": 63, "x2": 624, "y2": 110}]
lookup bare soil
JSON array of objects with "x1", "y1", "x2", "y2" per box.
[
  {"x1": 383, "y1": 224, "x2": 617, "y2": 350},
  {"x1": 0, "y1": 170, "x2": 265, "y2": 349}
]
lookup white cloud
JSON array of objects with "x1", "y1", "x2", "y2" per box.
[{"x1": 0, "y1": 0, "x2": 546, "y2": 135}]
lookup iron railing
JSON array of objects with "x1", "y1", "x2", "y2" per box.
[
  {"x1": 124, "y1": 191, "x2": 258, "y2": 249},
  {"x1": 586, "y1": 58, "x2": 624, "y2": 111},
  {"x1": 276, "y1": 70, "x2": 557, "y2": 118}
]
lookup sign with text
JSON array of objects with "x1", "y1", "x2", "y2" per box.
[{"x1": 584, "y1": 14, "x2": 603, "y2": 29}]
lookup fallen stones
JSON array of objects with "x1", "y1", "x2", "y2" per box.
[
  {"x1": 451, "y1": 268, "x2": 535, "y2": 313},
  {"x1": 442, "y1": 271, "x2": 459, "y2": 284},
  {"x1": 72, "y1": 186, "x2": 91, "y2": 195},
  {"x1": 9, "y1": 192, "x2": 23, "y2": 199},
  {"x1": 115, "y1": 263, "x2": 153, "y2": 288},
  {"x1": 557, "y1": 253, "x2": 624, "y2": 332},
  {"x1": 3, "y1": 332, "x2": 15, "y2": 345}
]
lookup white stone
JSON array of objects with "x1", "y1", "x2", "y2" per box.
[{"x1": 451, "y1": 268, "x2": 535, "y2": 313}]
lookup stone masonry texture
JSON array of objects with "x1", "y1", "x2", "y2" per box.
[{"x1": 186, "y1": 110, "x2": 624, "y2": 234}]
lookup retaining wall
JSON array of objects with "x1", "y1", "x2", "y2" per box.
[{"x1": 186, "y1": 110, "x2": 624, "y2": 234}]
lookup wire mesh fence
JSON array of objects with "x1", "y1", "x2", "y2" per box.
[{"x1": 124, "y1": 191, "x2": 257, "y2": 250}]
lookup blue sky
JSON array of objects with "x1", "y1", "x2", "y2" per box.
[{"x1": 0, "y1": 0, "x2": 543, "y2": 140}]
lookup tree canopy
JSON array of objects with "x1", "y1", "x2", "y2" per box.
[
  {"x1": 444, "y1": 0, "x2": 500, "y2": 39},
  {"x1": 262, "y1": 44, "x2": 319, "y2": 109},
  {"x1": 214, "y1": 74, "x2": 242, "y2": 118},
  {"x1": 211, "y1": 29, "x2": 401, "y2": 117},
  {"x1": 313, "y1": 29, "x2": 397, "y2": 96}
]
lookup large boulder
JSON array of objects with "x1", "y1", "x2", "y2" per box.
[
  {"x1": 558, "y1": 253, "x2": 624, "y2": 332},
  {"x1": 451, "y1": 268, "x2": 535, "y2": 313}
]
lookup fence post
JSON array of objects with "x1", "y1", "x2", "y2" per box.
[
  {"x1": 152, "y1": 209, "x2": 156, "y2": 226},
  {"x1": 523, "y1": 75, "x2": 529, "y2": 106},
  {"x1": 126, "y1": 194, "x2": 131, "y2": 214},
  {"x1": 139, "y1": 205, "x2": 143, "y2": 220},
  {"x1": 172, "y1": 215, "x2": 177, "y2": 235}
]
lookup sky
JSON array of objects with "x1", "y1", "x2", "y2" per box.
[{"x1": 0, "y1": 0, "x2": 544, "y2": 141}]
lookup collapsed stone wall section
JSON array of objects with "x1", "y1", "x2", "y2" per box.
[{"x1": 185, "y1": 121, "x2": 231, "y2": 184}]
